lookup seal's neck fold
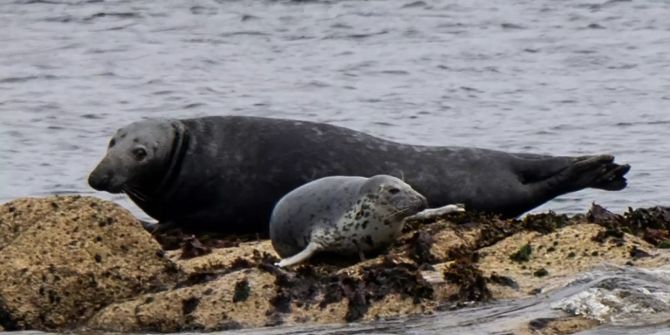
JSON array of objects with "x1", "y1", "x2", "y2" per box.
[{"x1": 154, "y1": 121, "x2": 190, "y2": 196}]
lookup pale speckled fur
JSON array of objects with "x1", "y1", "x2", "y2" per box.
[{"x1": 272, "y1": 175, "x2": 427, "y2": 267}]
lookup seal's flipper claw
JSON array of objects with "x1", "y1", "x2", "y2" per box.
[
  {"x1": 358, "y1": 250, "x2": 367, "y2": 262},
  {"x1": 143, "y1": 220, "x2": 179, "y2": 234},
  {"x1": 450, "y1": 203, "x2": 466, "y2": 212},
  {"x1": 140, "y1": 220, "x2": 159, "y2": 232},
  {"x1": 592, "y1": 164, "x2": 630, "y2": 191},
  {"x1": 275, "y1": 242, "x2": 320, "y2": 268}
]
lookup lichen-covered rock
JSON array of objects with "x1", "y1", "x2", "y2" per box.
[
  {"x1": 0, "y1": 196, "x2": 180, "y2": 330},
  {"x1": 88, "y1": 269, "x2": 279, "y2": 331},
  {"x1": 89, "y1": 254, "x2": 442, "y2": 331},
  {"x1": 86, "y1": 206, "x2": 669, "y2": 333},
  {"x1": 519, "y1": 316, "x2": 600, "y2": 335},
  {"x1": 1, "y1": 196, "x2": 669, "y2": 333},
  {"x1": 477, "y1": 222, "x2": 670, "y2": 299},
  {"x1": 168, "y1": 240, "x2": 277, "y2": 275}
]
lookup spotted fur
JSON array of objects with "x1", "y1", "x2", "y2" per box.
[{"x1": 270, "y1": 175, "x2": 428, "y2": 267}]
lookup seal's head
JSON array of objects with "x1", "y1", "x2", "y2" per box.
[
  {"x1": 88, "y1": 119, "x2": 178, "y2": 195},
  {"x1": 359, "y1": 174, "x2": 428, "y2": 221}
]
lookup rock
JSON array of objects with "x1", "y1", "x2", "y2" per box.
[
  {"x1": 552, "y1": 265, "x2": 670, "y2": 326},
  {"x1": 521, "y1": 316, "x2": 600, "y2": 335},
  {"x1": 89, "y1": 252, "x2": 436, "y2": 331},
  {"x1": 88, "y1": 269, "x2": 280, "y2": 331},
  {"x1": 477, "y1": 223, "x2": 669, "y2": 298},
  {"x1": 1, "y1": 196, "x2": 669, "y2": 333},
  {"x1": 88, "y1": 209, "x2": 670, "y2": 332},
  {"x1": 0, "y1": 196, "x2": 180, "y2": 330}
]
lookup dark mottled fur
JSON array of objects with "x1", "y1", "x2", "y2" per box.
[{"x1": 89, "y1": 116, "x2": 630, "y2": 235}]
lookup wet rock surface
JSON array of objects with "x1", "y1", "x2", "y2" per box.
[{"x1": 0, "y1": 196, "x2": 669, "y2": 333}]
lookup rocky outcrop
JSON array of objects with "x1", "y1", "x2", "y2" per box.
[
  {"x1": 478, "y1": 223, "x2": 665, "y2": 298},
  {"x1": 0, "y1": 196, "x2": 179, "y2": 330},
  {"x1": 0, "y1": 196, "x2": 668, "y2": 333},
  {"x1": 517, "y1": 316, "x2": 600, "y2": 335}
]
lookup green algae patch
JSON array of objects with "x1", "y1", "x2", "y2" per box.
[{"x1": 510, "y1": 244, "x2": 532, "y2": 263}]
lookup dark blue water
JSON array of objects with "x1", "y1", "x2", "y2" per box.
[{"x1": 1, "y1": 0, "x2": 670, "y2": 333}]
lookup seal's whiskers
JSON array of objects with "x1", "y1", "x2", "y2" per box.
[
  {"x1": 382, "y1": 206, "x2": 413, "y2": 221},
  {"x1": 123, "y1": 185, "x2": 148, "y2": 202}
]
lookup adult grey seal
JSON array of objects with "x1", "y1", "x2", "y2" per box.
[
  {"x1": 270, "y1": 175, "x2": 464, "y2": 267},
  {"x1": 88, "y1": 115, "x2": 630, "y2": 235}
]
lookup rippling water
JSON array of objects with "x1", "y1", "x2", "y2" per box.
[
  {"x1": 2, "y1": 0, "x2": 670, "y2": 217},
  {"x1": 1, "y1": 0, "x2": 670, "y2": 333}
]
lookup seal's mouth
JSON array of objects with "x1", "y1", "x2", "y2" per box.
[
  {"x1": 390, "y1": 197, "x2": 428, "y2": 219},
  {"x1": 417, "y1": 194, "x2": 428, "y2": 211},
  {"x1": 106, "y1": 183, "x2": 124, "y2": 193},
  {"x1": 387, "y1": 193, "x2": 428, "y2": 219},
  {"x1": 88, "y1": 177, "x2": 124, "y2": 193}
]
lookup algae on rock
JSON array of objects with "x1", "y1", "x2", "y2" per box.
[
  {"x1": 0, "y1": 196, "x2": 180, "y2": 330},
  {"x1": 1, "y1": 197, "x2": 669, "y2": 334}
]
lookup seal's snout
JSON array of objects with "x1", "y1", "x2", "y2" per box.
[
  {"x1": 88, "y1": 160, "x2": 125, "y2": 193},
  {"x1": 88, "y1": 168, "x2": 112, "y2": 191}
]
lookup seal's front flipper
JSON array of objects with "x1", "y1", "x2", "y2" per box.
[
  {"x1": 140, "y1": 220, "x2": 159, "y2": 232},
  {"x1": 407, "y1": 203, "x2": 465, "y2": 221},
  {"x1": 141, "y1": 220, "x2": 179, "y2": 234},
  {"x1": 275, "y1": 241, "x2": 321, "y2": 268}
]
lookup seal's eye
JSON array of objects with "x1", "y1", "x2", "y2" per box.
[
  {"x1": 108, "y1": 139, "x2": 116, "y2": 148},
  {"x1": 132, "y1": 147, "x2": 147, "y2": 160},
  {"x1": 388, "y1": 187, "x2": 400, "y2": 194}
]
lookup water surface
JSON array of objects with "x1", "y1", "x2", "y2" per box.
[{"x1": 1, "y1": 0, "x2": 669, "y2": 217}]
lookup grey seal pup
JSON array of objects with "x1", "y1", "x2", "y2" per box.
[
  {"x1": 270, "y1": 175, "x2": 464, "y2": 267},
  {"x1": 88, "y1": 116, "x2": 630, "y2": 235}
]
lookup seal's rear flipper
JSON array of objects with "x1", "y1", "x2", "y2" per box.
[
  {"x1": 275, "y1": 241, "x2": 321, "y2": 268},
  {"x1": 543, "y1": 154, "x2": 630, "y2": 193},
  {"x1": 591, "y1": 163, "x2": 630, "y2": 191}
]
